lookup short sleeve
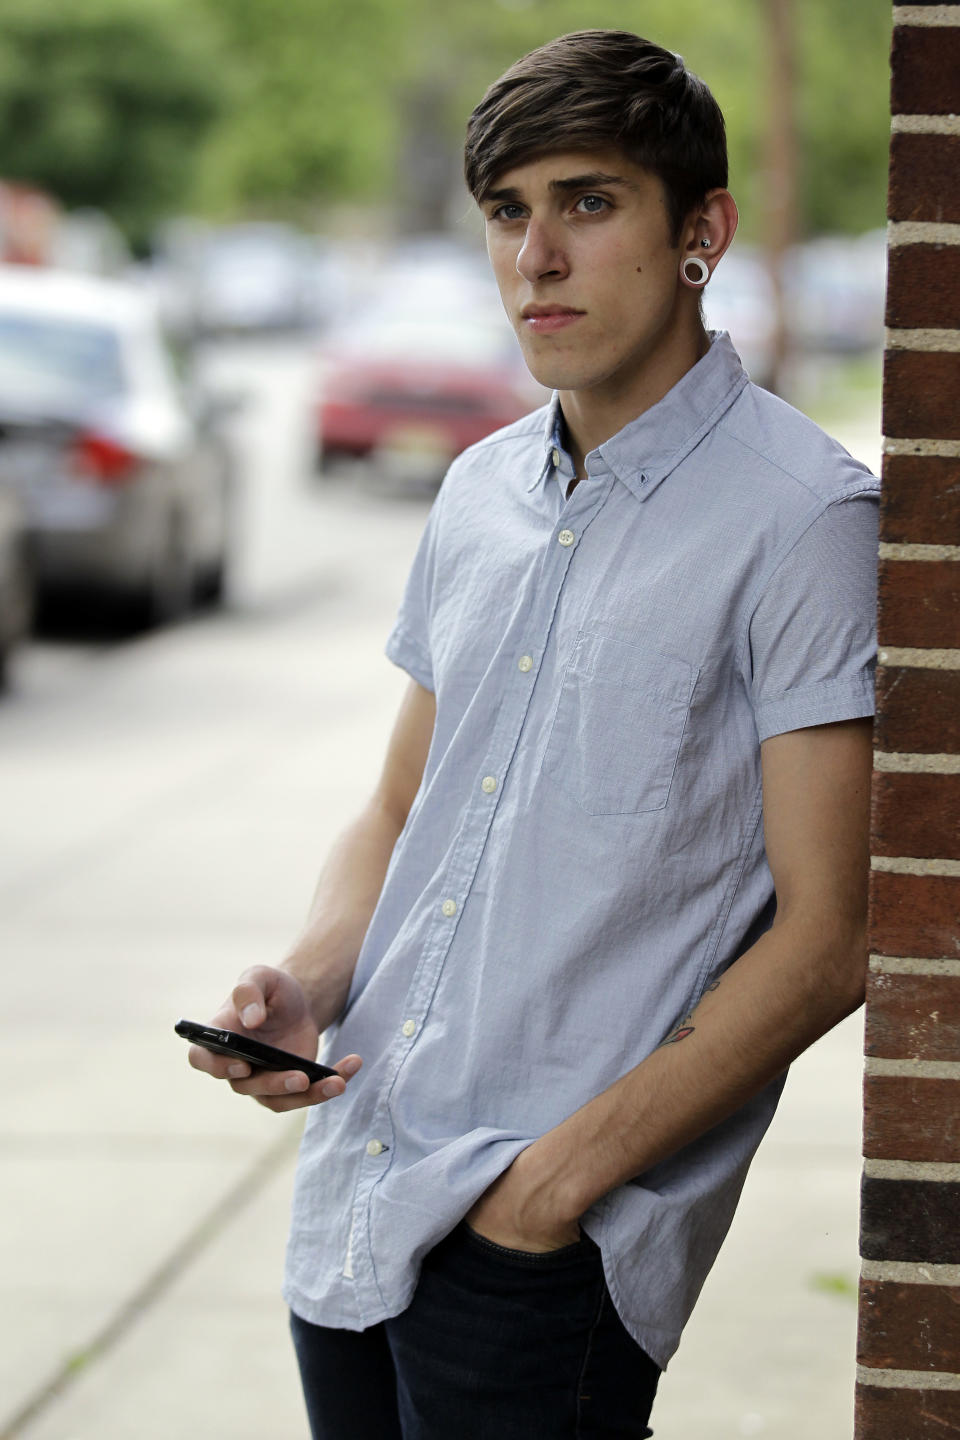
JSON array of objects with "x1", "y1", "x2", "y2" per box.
[
  {"x1": 746, "y1": 491, "x2": 878, "y2": 742},
  {"x1": 384, "y1": 487, "x2": 446, "y2": 692}
]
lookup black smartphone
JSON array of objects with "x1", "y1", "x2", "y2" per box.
[{"x1": 175, "y1": 1018, "x2": 337, "y2": 1084}]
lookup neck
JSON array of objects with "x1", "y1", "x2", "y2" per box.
[{"x1": 560, "y1": 318, "x2": 710, "y2": 477}]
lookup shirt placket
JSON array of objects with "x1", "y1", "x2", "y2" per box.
[{"x1": 347, "y1": 468, "x2": 615, "y2": 1322}]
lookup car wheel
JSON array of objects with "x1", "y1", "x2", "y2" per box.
[
  {"x1": 0, "y1": 538, "x2": 35, "y2": 690},
  {"x1": 193, "y1": 476, "x2": 231, "y2": 608},
  {"x1": 316, "y1": 443, "x2": 355, "y2": 477},
  {"x1": 193, "y1": 553, "x2": 226, "y2": 607},
  {"x1": 125, "y1": 516, "x2": 192, "y2": 630}
]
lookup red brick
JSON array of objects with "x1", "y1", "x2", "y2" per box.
[
  {"x1": 886, "y1": 245, "x2": 960, "y2": 330},
  {"x1": 891, "y1": 25, "x2": 960, "y2": 115},
  {"x1": 869, "y1": 869, "x2": 960, "y2": 959},
  {"x1": 861, "y1": 1177, "x2": 960, "y2": 1262},
  {"x1": 878, "y1": 559, "x2": 960, "y2": 649},
  {"x1": 858, "y1": 1278, "x2": 960, "y2": 1371},
  {"x1": 866, "y1": 971, "x2": 960, "y2": 1062},
  {"x1": 883, "y1": 352, "x2": 960, "y2": 441},
  {"x1": 889, "y1": 134, "x2": 960, "y2": 225},
  {"x1": 872, "y1": 772, "x2": 960, "y2": 860},
  {"x1": 856, "y1": 1384, "x2": 960, "y2": 1439},
  {"x1": 881, "y1": 455, "x2": 960, "y2": 546},
  {"x1": 864, "y1": 1075, "x2": 960, "y2": 1161},
  {"x1": 875, "y1": 667, "x2": 960, "y2": 754}
]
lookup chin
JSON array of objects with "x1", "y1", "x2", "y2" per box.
[{"x1": 519, "y1": 354, "x2": 585, "y2": 392}]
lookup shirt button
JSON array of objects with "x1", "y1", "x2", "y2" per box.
[
  {"x1": 518, "y1": 655, "x2": 533, "y2": 673},
  {"x1": 558, "y1": 529, "x2": 576, "y2": 547},
  {"x1": 481, "y1": 775, "x2": 498, "y2": 794},
  {"x1": 551, "y1": 447, "x2": 560, "y2": 467},
  {"x1": 366, "y1": 1139, "x2": 385, "y2": 1157},
  {"x1": 401, "y1": 1019, "x2": 416, "y2": 1038},
  {"x1": 441, "y1": 898, "x2": 457, "y2": 917}
]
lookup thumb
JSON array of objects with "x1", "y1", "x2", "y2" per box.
[{"x1": 232, "y1": 980, "x2": 267, "y2": 1031}]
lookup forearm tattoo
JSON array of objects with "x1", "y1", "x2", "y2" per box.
[{"x1": 659, "y1": 978, "x2": 722, "y2": 1047}]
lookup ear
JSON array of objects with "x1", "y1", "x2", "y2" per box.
[{"x1": 679, "y1": 189, "x2": 739, "y2": 278}]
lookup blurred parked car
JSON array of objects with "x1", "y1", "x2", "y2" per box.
[
  {"x1": 187, "y1": 223, "x2": 325, "y2": 336},
  {"x1": 0, "y1": 481, "x2": 33, "y2": 686},
  {"x1": 317, "y1": 307, "x2": 546, "y2": 481},
  {"x1": 786, "y1": 230, "x2": 886, "y2": 354},
  {"x1": 0, "y1": 265, "x2": 235, "y2": 626}
]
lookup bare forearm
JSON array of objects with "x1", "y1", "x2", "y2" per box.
[
  {"x1": 280, "y1": 795, "x2": 405, "y2": 1030},
  {"x1": 518, "y1": 913, "x2": 866, "y2": 1225}
]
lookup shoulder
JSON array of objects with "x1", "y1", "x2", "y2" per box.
[{"x1": 716, "y1": 380, "x2": 880, "y2": 510}]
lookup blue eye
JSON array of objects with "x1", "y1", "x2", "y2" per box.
[
  {"x1": 492, "y1": 203, "x2": 525, "y2": 222},
  {"x1": 576, "y1": 194, "x2": 608, "y2": 214}
]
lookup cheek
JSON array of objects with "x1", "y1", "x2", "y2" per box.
[{"x1": 625, "y1": 248, "x2": 680, "y2": 299}]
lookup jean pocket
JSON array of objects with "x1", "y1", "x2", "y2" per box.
[
  {"x1": 461, "y1": 1222, "x2": 594, "y2": 1268},
  {"x1": 542, "y1": 629, "x2": 697, "y2": 816}
]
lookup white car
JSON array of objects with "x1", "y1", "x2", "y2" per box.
[{"x1": 0, "y1": 265, "x2": 234, "y2": 625}]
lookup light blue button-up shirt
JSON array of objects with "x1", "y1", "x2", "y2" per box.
[{"x1": 285, "y1": 333, "x2": 879, "y2": 1368}]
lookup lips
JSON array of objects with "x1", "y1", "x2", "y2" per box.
[{"x1": 521, "y1": 305, "x2": 585, "y2": 335}]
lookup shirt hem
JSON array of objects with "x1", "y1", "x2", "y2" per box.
[{"x1": 385, "y1": 624, "x2": 433, "y2": 692}]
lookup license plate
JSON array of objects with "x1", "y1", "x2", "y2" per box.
[{"x1": 378, "y1": 422, "x2": 453, "y2": 458}]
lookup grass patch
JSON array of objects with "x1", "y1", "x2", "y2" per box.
[{"x1": 809, "y1": 1270, "x2": 859, "y2": 1302}]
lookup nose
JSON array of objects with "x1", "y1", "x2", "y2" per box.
[{"x1": 515, "y1": 217, "x2": 569, "y2": 283}]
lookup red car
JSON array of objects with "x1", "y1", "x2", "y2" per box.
[{"x1": 317, "y1": 312, "x2": 545, "y2": 478}]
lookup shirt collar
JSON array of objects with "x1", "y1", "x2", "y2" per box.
[{"x1": 532, "y1": 331, "x2": 749, "y2": 501}]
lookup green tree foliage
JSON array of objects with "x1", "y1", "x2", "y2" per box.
[
  {"x1": 0, "y1": 0, "x2": 223, "y2": 246},
  {"x1": 798, "y1": 1, "x2": 892, "y2": 234},
  {"x1": 190, "y1": 0, "x2": 400, "y2": 218}
]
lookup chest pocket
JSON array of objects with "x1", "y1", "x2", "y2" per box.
[{"x1": 542, "y1": 629, "x2": 697, "y2": 815}]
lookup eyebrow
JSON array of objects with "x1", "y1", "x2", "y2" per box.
[{"x1": 483, "y1": 172, "x2": 635, "y2": 205}]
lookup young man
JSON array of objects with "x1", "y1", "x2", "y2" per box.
[{"x1": 188, "y1": 31, "x2": 879, "y2": 1439}]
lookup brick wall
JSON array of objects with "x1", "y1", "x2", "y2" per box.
[{"x1": 855, "y1": 5, "x2": 960, "y2": 1437}]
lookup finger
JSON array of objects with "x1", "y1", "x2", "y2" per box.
[
  {"x1": 229, "y1": 1054, "x2": 362, "y2": 1099},
  {"x1": 229, "y1": 1068, "x2": 314, "y2": 1099},
  {"x1": 230, "y1": 1053, "x2": 362, "y2": 1104},
  {"x1": 187, "y1": 1041, "x2": 251, "y2": 1081},
  {"x1": 252, "y1": 1067, "x2": 357, "y2": 1113},
  {"x1": 230, "y1": 976, "x2": 269, "y2": 1031}
]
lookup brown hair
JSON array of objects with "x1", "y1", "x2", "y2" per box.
[{"x1": 464, "y1": 30, "x2": 728, "y2": 244}]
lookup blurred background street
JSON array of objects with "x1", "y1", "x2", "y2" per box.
[{"x1": 0, "y1": 0, "x2": 890, "y2": 1435}]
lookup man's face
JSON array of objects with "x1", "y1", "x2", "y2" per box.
[{"x1": 482, "y1": 148, "x2": 687, "y2": 400}]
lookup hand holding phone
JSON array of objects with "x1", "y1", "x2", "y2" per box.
[
  {"x1": 175, "y1": 1019, "x2": 337, "y2": 1084},
  {"x1": 181, "y1": 964, "x2": 362, "y2": 1112}
]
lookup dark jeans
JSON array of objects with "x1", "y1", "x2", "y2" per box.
[{"x1": 291, "y1": 1223, "x2": 660, "y2": 1440}]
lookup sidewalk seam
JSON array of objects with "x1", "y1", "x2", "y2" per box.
[{"x1": 0, "y1": 1121, "x2": 301, "y2": 1440}]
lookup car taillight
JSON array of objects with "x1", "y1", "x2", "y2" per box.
[{"x1": 69, "y1": 431, "x2": 140, "y2": 485}]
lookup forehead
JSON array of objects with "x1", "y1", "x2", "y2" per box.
[{"x1": 485, "y1": 147, "x2": 658, "y2": 201}]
